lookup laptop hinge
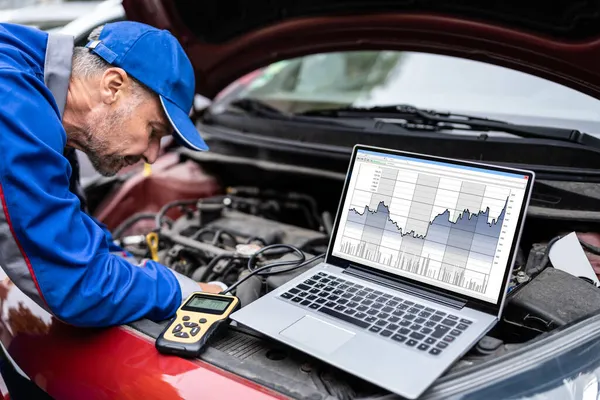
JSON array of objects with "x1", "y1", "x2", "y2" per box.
[{"x1": 344, "y1": 265, "x2": 467, "y2": 309}]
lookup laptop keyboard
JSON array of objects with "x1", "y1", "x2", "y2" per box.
[{"x1": 280, "y1": 272, "x2": 473, "y2": 356}]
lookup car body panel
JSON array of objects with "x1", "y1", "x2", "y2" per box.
[
  {"x1": 0, "y1": 268, "x2": 285, "y2": 400},
  {"x1": 122, "y1": 0, "x2": 600, "y2": 100},
  {"x1": 92, "y1": 152, "x2": 221, "y2": 232},
  {"x1": 1, "y1": 1, "x2": 599, "y2": 400}
]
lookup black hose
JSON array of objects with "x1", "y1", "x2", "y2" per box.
[
  {"x1": 529, "y1": 235, "x2": 563, "y2": 276},
  {"x1": 197, "y1": 254, "x2": 238, "y2": 282},
  {"x1": 113, "y1": 212, "x2": 159, "y2": 239},
  {"x1": 212, "y1": 230, "x2": 238, "y2": 247},
  {"x1": 220, "y1": 258, "x2": 240, "y2": 279},
  {"x1": 155, "y1": 199, "x2": 199, "y2": 229},
  {"x1": 190, "y1": 227, "x2": 213, "y2": 240},
  {"x1": 579, "y1": 239, "x2": 600, "y2": 256},
  {"x1": 191, "y1": 227, "x2": 238, "y2": 247},
  {"x1": 299, "y1": 203, "x2": 318, "y2": 229},
  {"x1": 206, "y1": 258, "x2": 241, "y2": 282},
  {"x1": 246, "y1": 244, "x2": 305, "y2": 276},
  {"x1": 289, "y1": 192, "x2": 323, "y2": 229},
  {"x1": 206, "y1": 253, "x2": 236, "y2": 271}
]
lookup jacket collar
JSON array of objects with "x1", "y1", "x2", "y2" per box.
[{"x1": 44, "y1": 32, "x2": 74, "y2": 118}]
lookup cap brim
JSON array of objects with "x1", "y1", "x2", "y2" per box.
[{"x1": 160, "y1": 96, "x2": 209, "y2": 151}]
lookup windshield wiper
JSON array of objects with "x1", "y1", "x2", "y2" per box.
[
  {"x1": 227, "y1": 98, "x2": 288, "y2": 118},
  {"x1": 218, "y1": 99, "x2": 411, "y2": 133},
  {"x1": 299, "y1": 104, "x2": 600, "y2": 149}
]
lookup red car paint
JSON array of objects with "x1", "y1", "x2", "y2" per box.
[
  {"x1": 123, "y1": 1, "x2": 600, "y2": 102},
  {"x1": 3, "y1": 3, "x2": 600, "y2": 399},
  {"x1": 0, "y1": 276, "x2": 285, "y2": 399},
  {"x1": 93, "y1": 152, "x2": 221, "y2": 232}
]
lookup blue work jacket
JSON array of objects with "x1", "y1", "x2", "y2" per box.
[{"x1": 0, "y1": 23, "x2": 199, "y2": 327}]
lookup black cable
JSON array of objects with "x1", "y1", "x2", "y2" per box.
[
  {"x1": 191, "y1": 227, "x2": 216, "y2": 240},
  {"x1": 207, "y1": 256, "x2": 239, "y2": 282},
  {"x1": 527, "y1": 235, "x2": 563, "y2": 277},
  {"x1": 220, "y1": 258, "x2": 241, "y2": 280},
  {"x1": 198, "y1": 253, "x2": 238, "y2": 282},
  {"x1": 212, "y1": 230, "x2": 238, "y2": 247},
  {"x1": 579, "y1": 239, "x2": 600, "y2": 256},
  {"x1": 190, "y1": 227, "x2": 208, "y2": 240},
  {"x1": 246, "y1": 244, "x2": 305, "y2": 277},
  {"x1": 155, "y1": 199, "x2": 198, "y2": 229},
  {"x1": 113, "y1": 212, "x2": 159, "y2": 239},
  {"x1": 221, "y1": 253, "x2": 325, "y2": 295},
  {"x1": 191, "y1": 227, "x2": 238, "y2": 247},
  {"x1": 541, "y1": 235, "x2": 562, "y2": 265},
  {"x1": 289, "y1": 193, "x2": 323, "y2": 229}
]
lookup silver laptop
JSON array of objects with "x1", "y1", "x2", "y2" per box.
[{"x1": 231, "y1": 144, "x2": 534, "y2": 399}]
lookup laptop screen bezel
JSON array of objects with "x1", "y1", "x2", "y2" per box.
[{"x1": 325, "y1": 144, "x2": 535, "y2": 316}]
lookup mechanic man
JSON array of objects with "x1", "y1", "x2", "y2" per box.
[{"x1": 0, "y1": 21, "x2": 223, "y2": 327}]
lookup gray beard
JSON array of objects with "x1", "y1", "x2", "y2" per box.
[{"x1": 75, "y1": 111, "x2": 129, "y2": 177}]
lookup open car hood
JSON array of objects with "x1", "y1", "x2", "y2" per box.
[{"x1": 122, "y1": 0, "x2": 600, "y2": 101}]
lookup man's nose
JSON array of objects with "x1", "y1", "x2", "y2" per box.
[{"x1": 142, "y1": 140, "x2": 161, "y2": 164}]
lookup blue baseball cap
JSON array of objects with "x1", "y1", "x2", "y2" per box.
[{"x1": 85, "y1": 21, "x2": 208, "y2": 151}]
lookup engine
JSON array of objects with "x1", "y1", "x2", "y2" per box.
[
  {"x1": 112, "y1": 187, "x2": 331, "y2": 306},
  {"x1": 110, "y1": 185, "x2": 600, "y2": 369}
]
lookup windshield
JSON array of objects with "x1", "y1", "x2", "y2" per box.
[{"x1": 212, "y1": 51, "x2": 600, "y2": 134}]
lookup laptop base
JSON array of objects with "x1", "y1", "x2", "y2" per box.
[{"x1": 231, "y1": 263, "x2": 496, "y2": 399}]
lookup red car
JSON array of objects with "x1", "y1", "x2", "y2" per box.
[{"x1": 4, "y1": 1, "x2": 600, "y2": 399}]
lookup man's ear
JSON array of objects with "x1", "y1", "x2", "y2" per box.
[{"x1": 99, "y1": 67, "x2": 128, "y2": 105}]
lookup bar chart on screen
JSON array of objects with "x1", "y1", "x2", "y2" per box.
[{"x1": 336, "y1": 162, "x2": 515, "y2": 296}]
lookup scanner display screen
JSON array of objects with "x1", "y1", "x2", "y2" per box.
[{"x1": 182, "y1": 295, "x2": 233, "y2": 314}]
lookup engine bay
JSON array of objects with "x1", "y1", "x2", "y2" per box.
[
  {"x1": 107, "y1": 177, "x2": 600, "y2": 399},
  {"x1": 113, "y1": 187, "x2": 331, "y2": 305}
]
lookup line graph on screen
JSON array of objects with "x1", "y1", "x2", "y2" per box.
[{"x1": 337, "y1": 165, "x2": 512, "y2": 294}]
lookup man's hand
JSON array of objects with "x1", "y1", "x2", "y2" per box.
[{"x1": 198, "y1": 282, "x2": 224, "y2": 293}]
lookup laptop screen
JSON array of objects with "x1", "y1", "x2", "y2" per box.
[{"x1": 330, "y1": 148, "x2": 532, "y2": 305}]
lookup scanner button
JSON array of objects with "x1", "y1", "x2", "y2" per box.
[
  {"x1": 172, "y1": 324, "x2": 183, "y2": 333},
  {"x1": 182, "y1": 316, "x2": 190, "y2": 321},
  {"x1": 199, "y1": 318, "x2": 207, "y2": 324},
  {"x1": 174, "y1": 332, "x2": 189, "y2": 338},
  {"x1": 184, "y1": 322, "x2": 198, "y2": 328},
  {"x1": 190, "y1": 327, "x2": 200, "y2": 336}
]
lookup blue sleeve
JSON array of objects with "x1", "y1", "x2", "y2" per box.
[
  {"x1": 62, "y1": 144, "x2": 127, "y2": 255},
  {"x1": 0, "y1": 68, "x2": 193, "y2": 327},
  {"x1": 89, "y1": 215, "x2": 129, "y2": 254}
]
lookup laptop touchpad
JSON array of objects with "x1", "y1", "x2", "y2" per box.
[{"x1": 280, "y1": 315, "x2": 355, "y2": 354}]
